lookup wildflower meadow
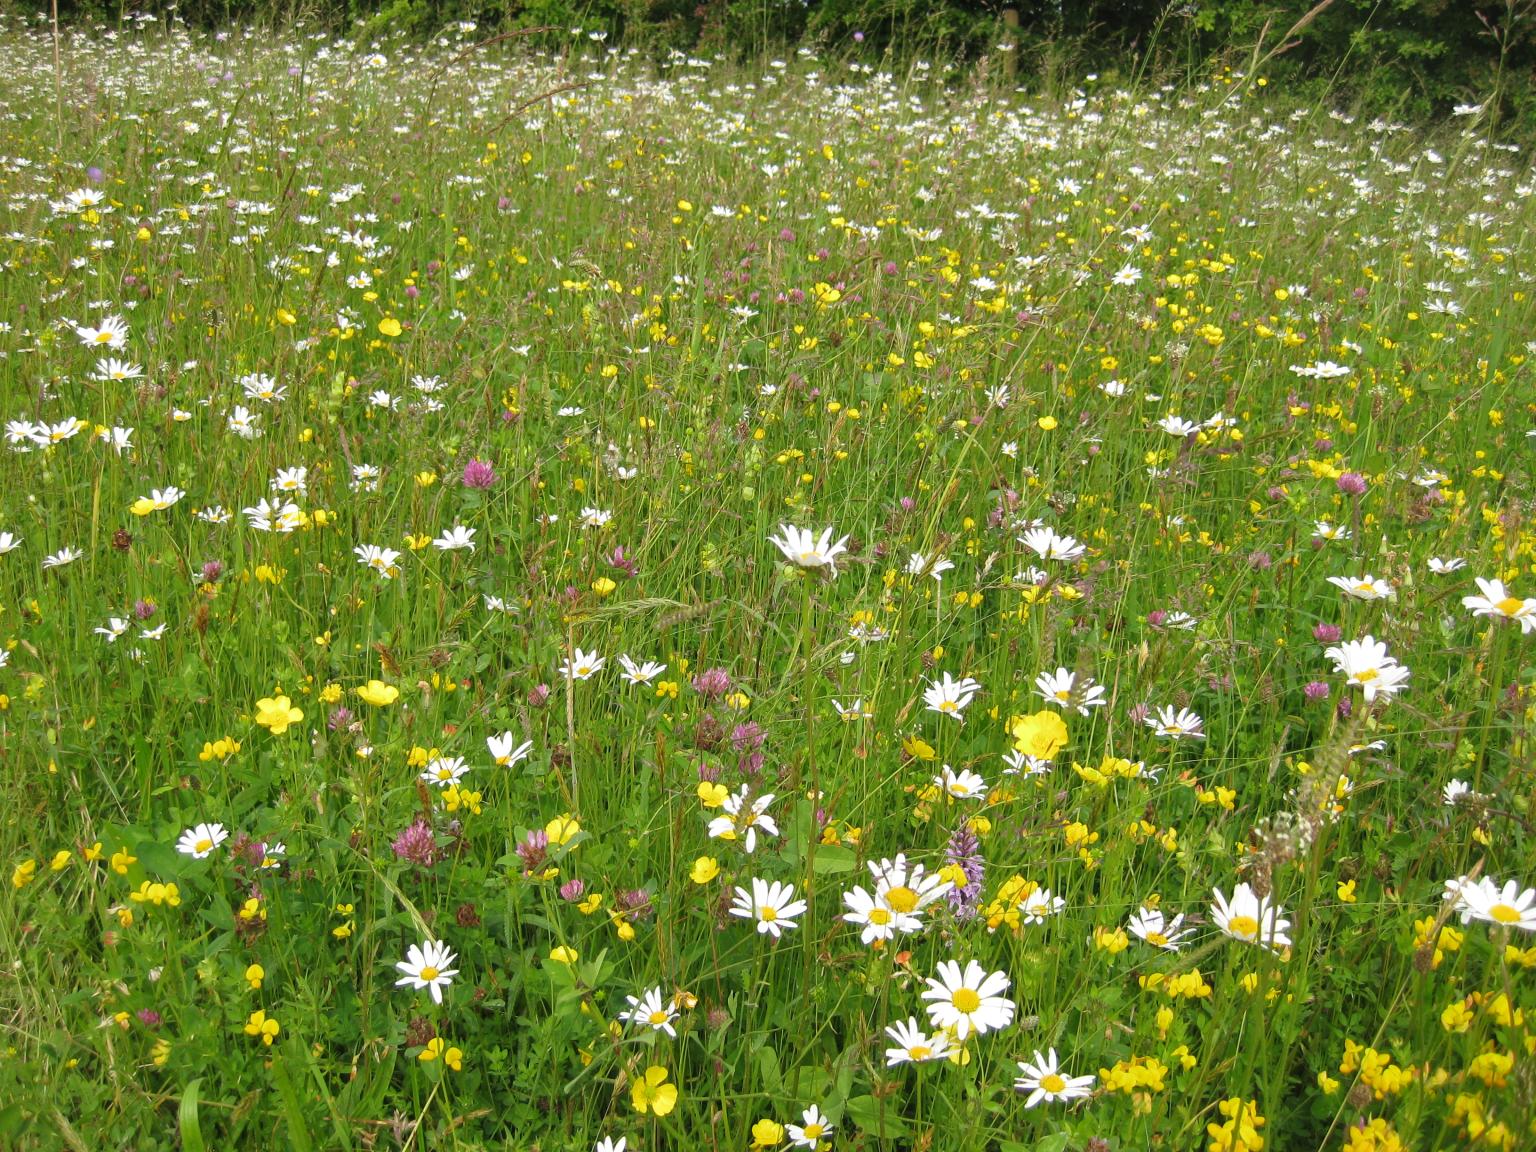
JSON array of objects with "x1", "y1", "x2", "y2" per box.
[{"x1": 2, "y1": 13, "x2": 1536, "y2": 1152}]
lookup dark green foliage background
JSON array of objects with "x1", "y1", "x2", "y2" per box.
[{"x1": 44, "y1": 0, "x2": 1536, "y2": 129}]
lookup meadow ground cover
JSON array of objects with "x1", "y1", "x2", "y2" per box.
[{"x1": 1, "y1": 14, "x2": 1535, "y2": 1151}]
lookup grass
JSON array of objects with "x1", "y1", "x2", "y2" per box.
[{"x1": 0, "y1": 13, "x2": 1534, "y2": 1152}]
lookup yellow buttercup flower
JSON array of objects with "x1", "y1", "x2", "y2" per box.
[
  {"x1": 356, "y1": 680, "x2": 399, "y2": 707},
  {"x1": 254, "y1": 695, "x2": 304, "y2": 735},
  {"x1": 631, "y1": 1065, "x2": 678, "y2": 1116},
  {"x1": 1009, "y1": 711, "x2": 1069, "y2": 760}
]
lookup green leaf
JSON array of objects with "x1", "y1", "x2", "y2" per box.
[
  {"x1": 178, "y1": 1078, "x2": 207, "y2": 1152},
  {"x1": 845, "y1": 1095, "x2": 909, "y2": 1138},
  {"x1": 810, "y1": 845, "x2": 857, "y2": 874},
  {"x1": 270, "y1": 1045, "x2": 316, "y2": 1152}
]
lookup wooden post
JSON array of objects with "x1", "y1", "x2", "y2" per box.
[{"x1": 1001, "y1": 7, "x2": 1020, "y2": 84}]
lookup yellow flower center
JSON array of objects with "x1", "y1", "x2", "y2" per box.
[
  {"x1": 909, "y1": 1045, "x2": 931, "y2": 1060},
  {"x1": 648, "y1": 1010, "x2": 669, "y2": 1025},
  {"x1": 952, "y1": 987, "x2": 982, "y2": 1013},
  {"x1": 1490, "y1": 903, "x2": 1523, "y2": 925},
  {"x1": 885, "y1": 885, "x2": 919, "y2": 913},
  {"x1": 1227, "y1": 914, "x2": 1260, "y2": 939},
  {"x1": 938, "y1": 701, "x2": 957, "y2": 712},
  {"x1": 868, "y1": 908, "x2": 892, "y2": 926},
  {"x1": 1054, "y1": 690, "x2": 1071, "y2": 701},
  {"x1": 95, "y1": 332, "x2": 113, "y2": 344},
  {"x1": 760, "y1": 906, "x2": 778, "y2": 923},
  {"x1": 1496, "y1": 597, "x2": 1525, "y2": 616},
  {"x1": 1147, "y1": 931, "x2": 1168, "y2": 947},
  {"x1": 1355, "y1": 668, "x2": 1378, "y2": 683},
  {"x1": 804, "y1": 1124, "x2": 823, "y2": 1139},
  {"x1": 194, "y1": 838, "x2": 212, "y2": 854},
  {"x1": 1354, "y1": 582, "x2": 1375, "y2": 594},
  {"x1": 1040, "y1": 1073, "x2": 1067, "y2": 1093},
  {"x1": 419, "y1": 966, "x2": 439, "y2": 981},
  {"x1": 576, "y1": 665, "x2": 591, "y2": 676}
]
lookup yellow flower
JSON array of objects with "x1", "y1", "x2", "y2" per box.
[
  {"x1": 1336, "y1": 880, "x2": 1357, "y2": 903},
  {"x1": 548, "y1": 946, "x2": 579, "y2": 965},
  {"x1": 1037, "y1": 415, "x2": 1058, "y2": 431},
  {"x1": 244, "y1": 1010, "x2": 280, "y2": 1046},
  {"x1": 591, "y1": 576, "x2": 616, "y2": 597},
  {"x1": 690, "y1": 856, "x2": 719, "y2": 884},
  {"x1": 245, "y1": 964, "x2": 265, "y2": 991},
  {"x1": 697, "y1": 781, "x2": 729, "y2": 809},
  {"x1": 902, "y1": 735, "x2": 937, "y2": 761},
  {"x1": 129, "y1": 881, "x2": 181, "y2": 907},
  {"x1": 356, "y1": 680, "x2": 400, "y2": 707},
  {"x1": 1441, "y1": 1000, "x2": 1474, "y2": 1033},
  {"x1": 11, "y1": 859, "x2": 37, "y2": 889},
  {"x1": 254, "y1": 695, "x2": 304, "y2": 735},
  {"x1": 1009, "y1": 711, "x2": 1069, "y2": 760},
  {"x1": 631, "y1": 1065, "x2": 678, "y2": 1116},
  {"x1": 750, "y1": 1118, "x2": 785, "y2": 1148},
  {"x1": 545, "y1": 814, "x2": 581, "y2": 846},
  {"x1": 110, "y1": 848, "x2": 136, "y2": 875},
  {"x1": 378, "y1": 317, "x2": 402, "y2": 337}
]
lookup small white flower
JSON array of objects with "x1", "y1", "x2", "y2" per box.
[
  {"x1": 175, "y1": 822, "x2": 229, "y2": 859},
  {"x1": 395, "y1": 939, "x2": 459, "y2": 1004},
  {"x1": 729, "y1": 877, "x2": 807, "y2": 939}
]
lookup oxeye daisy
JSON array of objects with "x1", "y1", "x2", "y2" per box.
[
  {"x1": 1033, "y1": 667, "x2": 1106, "y2": 714},
  {"x1": 883, "y1": 1016, "x2": 951, "y2": 1065},
  {"x1": 1014, "y1": 1048, "x2": 1095, "y2": 1107},
  {"x1": 74, "y1": 314, "x2": 130, "y2": 350},
  {"x1": 1323, "y1": 635, "x2": 1411, "y2": 702},
  {"x1": 559, "y1": 648, "x2": 605, "y2": 680},
  {"x1": 869, "y1": 854, "x2": 953, "y2": 916},
  {"x1": 841, "y1": 884, "x2": 920, "y2": 944},
  {"x1": 1018, "y1": 526, "x2": 1085, "y2": 561},
  {"x1": 768, "y1": 523, "x2": 850, "y2": 575},
  {"x1": 1326, "y1": 574, "x2": 1395, "y2": 601},
  {"x1": 1450, "y1": 876, "x2": 1536, "y2": 931},
  {"x1": 487, "y1": 732, "x2": 534, "y2": 767},
  {"x1": 1211, "y1": 883, "x2": 1291, "y2": 952},
  {"x1": 175, "y1": 822, "x2": 229, "y2": 859},
  {"x1": 618, "y1": 986, "x2": 679, "y2": 1037},
  {"x1": 934, "y1": 764, "x2": 987, "y2": 799},
  {"x1": 919, "y1": 959, "x2": 1014, "y2": 1040},
  {"x1": 1462, "y1": 578, "x2": 1536, "y2": 632},
  {"x1": 395, "y1": 939, "x2": 459, "y2": 1003},
  {"x1": 923, "y1": 672, "x2": 981, "y2": 720},
  {"x1": 1146, "y1": 705, "x2": 1205, "y2": 740},
  {"x1": 421, "y1": 756, "x2": 470, "y2": 787},
  {"x1": 729, "y1": 877, "x2": 807, "y2": 939},
  {"x1": 617, "y1": 654, "x2": 667, "y2": 685},
  {"x1": 785, "y1": 1105, "x2": 833, "y2": 1148},
  {"x1": 707, "y1": 786, "x2": 778, "y2": 854},
  {"x1": 1126, "y1": 905, "x2": 1192, "y2": 951}
]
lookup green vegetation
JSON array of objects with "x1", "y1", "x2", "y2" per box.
[{"x1": 1, "y1": 16, "x2": 1535, "y2": 1151}]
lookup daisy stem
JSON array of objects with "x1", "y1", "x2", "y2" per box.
[
  {"x1": 1473, "y1": 623, "x2": 1510, "y2": 794},
  {"x1": 798, "y1": 576, "x2": 819, "y2": 1018},
  {"x1": 566, "y1": 621, "x2": 580, "y2": 814}
]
